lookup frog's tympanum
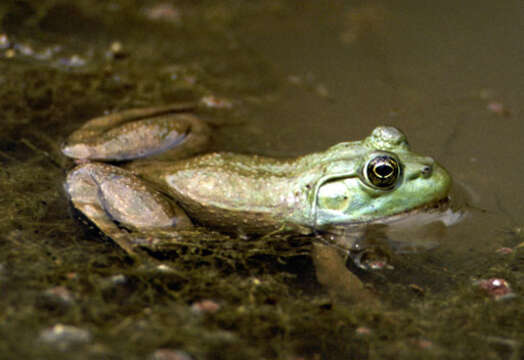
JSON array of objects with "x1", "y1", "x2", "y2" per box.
[{"x1": 62, "y1": 105, "x2": 454, "y2": 261}]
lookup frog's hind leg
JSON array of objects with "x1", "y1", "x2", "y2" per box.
[
  {"x1": 65, "y1": 162, "x2": 192, "y2": 257},
  {"x1": 62, "y1": 103, "x2": 210, "y2": 162}
]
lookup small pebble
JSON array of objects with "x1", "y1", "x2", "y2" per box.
[
  {"x1": 66, "y1": 272, "x2": 78, "y2": 280},
  {"x1": 110, "y1": 274, "x2": 127, "y2": 285},
  {"x1": 475, "y1": 278, "x2": 515, "y2": 300},
  {"x1": 415, "y1": 339, "x2": 434, "y2": 350},
  {"x1": 315, "y1": 83, "x2": 330, "y2": 98},
  {"x1": 355, "y1": 326, "x2": 372, "y2": 336},
  {"x1": 200, "y1": 95, "x2": 233, "y2": 109},
  {"x1": 409, "y1": 283, "x2": 425, "y2": 295},
  {"x1": 287, "y1": 75, "x2": 302, "y2": 85},
  {"x1": 35, "y1": 48, "x2": 54, "y2": 60},
  {"x1": 39, "y1": 324, "x2": 91, "y2": 350},
  {"x1": 150, "y1": 349, "x2": 193, "y2": 360},
  {"x1": 495, "y1": 247, "x2": 513, "y2": 255},
  {"x1": 0, "y1": 34, "x2": 10, "y2": 49},
  {"x1": 57, "y1": 54, "x2": 87, "y2": 68},
  {"x1": 43, "y1": 286, "x2": 75, "y2": 305},
  {"x1": 487, "y1": 101, "x2": 510, "y2": 116},
  {"x1": 144, "y1": 3, "x2": 182, "y2": 23},
  {"x1": 156, "y1": 264, "x2": 174, "y2": 273},
  {"x1": 109, "y1": 41, "x2": 127, "y2": 59},
  {"x1": 191, "y1": 299, "x2": 220, "y2": 314},
  {"x1": 16, "y1": 43, "x2": 34, "y2": 56}
]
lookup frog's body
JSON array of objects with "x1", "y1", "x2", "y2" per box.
[{"x1": 62, "y1": 105, "x2": 452, "y2": 254}]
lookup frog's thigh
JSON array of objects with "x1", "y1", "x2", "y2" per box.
[{"x1": 65, "y1": 163, "x2": 191, "y2": 251}]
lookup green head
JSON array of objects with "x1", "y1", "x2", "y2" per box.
[{"x1": 311, "y1": 126, "x2": 452, "y2": 227}]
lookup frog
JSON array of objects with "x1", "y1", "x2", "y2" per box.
[{"x1": 61, "y1": 103, "x2": 455, "y2": 259}]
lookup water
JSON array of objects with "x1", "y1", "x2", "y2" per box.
[{"x1": 0, "y1": 1, "x2": 522, "y2": 359}]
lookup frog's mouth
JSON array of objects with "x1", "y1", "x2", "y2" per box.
[
  {"x1": 319, "y1": 196, "x2": 465, "y2": 258},
  {"x1": 377, "y1": 195, "x2": 466, "y2": 228}
]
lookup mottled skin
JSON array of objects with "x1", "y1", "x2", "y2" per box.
[{"x1": 62, "y1": 105, "x2": 452, "y2": 258}]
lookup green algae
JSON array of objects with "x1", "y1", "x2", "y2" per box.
[{"x1": 0, "y1": 1, "x2": 522, "y2": 359}]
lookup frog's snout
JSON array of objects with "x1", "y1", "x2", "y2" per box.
[{"x1": 405, "y1": 157, "x2": 435, "y2": 181}]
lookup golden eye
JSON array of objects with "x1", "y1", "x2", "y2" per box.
[{"x1": 365, "y1": 154, "x2": 400, "y2": 189}]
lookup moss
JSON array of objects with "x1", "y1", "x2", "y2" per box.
[{"x1": 0, "y1": 1, "x2": 522, "y2": 359}]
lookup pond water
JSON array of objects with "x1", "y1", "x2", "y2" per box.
[{"x1": 0, "y1": 1, "x2": 522, "y2": 359}]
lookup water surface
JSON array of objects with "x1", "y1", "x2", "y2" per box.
[{"x1": 0, "y1": 1, "x2": 522, "y2": 359}]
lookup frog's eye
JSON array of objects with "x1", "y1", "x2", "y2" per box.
[{"x1": 364, "y1": 154, "x2": 400, "y2": 189}]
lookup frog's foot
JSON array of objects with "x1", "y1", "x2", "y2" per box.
[
  {"x1": 64, "y1": 162, "x2": 192, "y2": 257},
  {"x1": 62, "y1": 104, "x2": 210, "y2": 162}
]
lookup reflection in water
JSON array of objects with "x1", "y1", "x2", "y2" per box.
[{"x1": 313, "y1": 187, "x2": 467, "y2": 301}]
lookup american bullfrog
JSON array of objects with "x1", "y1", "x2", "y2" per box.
[{"x1": 61, "y1": 104, "x2": 454, "y2": 258}]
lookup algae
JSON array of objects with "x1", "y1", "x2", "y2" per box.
[{"x1": 0, "y1": 1, "x2": 522, "y2": 359}]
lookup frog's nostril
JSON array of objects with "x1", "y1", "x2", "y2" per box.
[{"x1": 421, "y1": 165, "x2": 432, "y2": 177}]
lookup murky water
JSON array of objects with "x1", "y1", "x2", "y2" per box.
[
  {"x1": 233, "y1": 0, "x2": 524, "y2": 282},
  {"x1": 0, "y1": 1, "x2": 522, "y2": 359}
]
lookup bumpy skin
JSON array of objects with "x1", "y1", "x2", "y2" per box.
[{"x1": 62, "y1": 106, "x2": 452, "y2": 241}]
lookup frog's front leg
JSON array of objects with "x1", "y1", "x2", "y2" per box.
[
  {"x1": 65, "y1": 162, "x2": 192, "y2": 256},
  {"x1": 62, "y1": 103, "x2": 210, "y2": 162},
  {"x1": 311, "y1": 242, "x2": 377, "y2": 305}
]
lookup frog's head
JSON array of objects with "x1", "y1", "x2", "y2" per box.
[{"x1": 312, "y1": 126, "x2": 452, "y2": 227}]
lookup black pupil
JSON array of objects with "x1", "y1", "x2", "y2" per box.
[
  {"x1": 375, "y1": 164, "x2": 392, "y2": 177},
  {"x1": 367, "y1": 156, "x2": 398, "y2": 188}
]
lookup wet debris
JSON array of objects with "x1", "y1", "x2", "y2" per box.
[
  {"x1": 106, "y1": 41, "x2": 128, "y2": 60},
  {"x1": 16, "y1": 42, "x2": 34, "y2": 56},
  {"x1": 66, "y1": 272, "x2": 79, "y2": 280},
  {"x1": 143, "y1": 3, "x2": 182, "y2": 24},
  {"x1": 475, "y1": 278, "x2": 516, "y2": 300},
  {"x1": 495, "y1": 247, "x2": 513, "y2": 255},
  {"x1": 0, "y1": 32, "x2": 89, "y2": 69},
  {"x1": 477, "y1": 88, "x2": 511, "y2": 116},
  {"x1": 156, "y1": 264, "x2": 175, "y2": 273},
  {"x1": 408, "y1": 283, "x2": 425, "y2": 296},
  {"x1": 150, "y1": 349, "x2": 193, "y2": 360},
  {"x1": 0, "y1": 34, "x2": 10, "y2": 49},
  {"x1": 39, "y1": 324, "x2": 91, "y2": 350},
  {"x1": 109, "y1": 274, "x2": 127, "y2": 285},
  {"x1": 4, "y1": 49, "x2": 15, "y2": 58},
  {"x1": 412, "y1": 338, "x2": 435, "y2": 350},
  {"x1": 355, "y1": 326, "x2": 372, "y2": 336},
  {"x1": 56, "y1": 54, "x2": 87, "y2": 67},
  {"x1": 41, "y1": 286, "x2": 75, "y2": 306},
  {"x1": 191, "y1": 299, "x2": 220, "y2": 314},
  {"x1": 98, "y1": 274, "x2": 133, "y2": 302},
  {"x1": 486, "y1": 101, "x2": 510, "y2": 117},
  {"x1": 314, "y1": 83, "x2": 330, "y2": 98},
  {"x1": 200, "y1": 95, "x2": 233, "y2": 109},
  {"x1": 99, "y1": 274, "x2": 128, "y2": 288}
]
